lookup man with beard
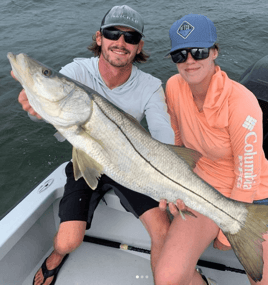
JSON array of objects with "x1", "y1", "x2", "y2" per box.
[{"x1": 12, "y1": 5, "x2": 174, "y2": 285}]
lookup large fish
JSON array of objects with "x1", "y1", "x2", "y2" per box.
[{"x1": 8, "y1": 52, "x2": 268, "y2": 282}]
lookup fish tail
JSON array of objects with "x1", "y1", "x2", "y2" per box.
[{"x1": 224, "y1": 204, "x2": 268, "y2": 282}]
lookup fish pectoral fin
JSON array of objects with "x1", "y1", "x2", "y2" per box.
[
  {"x1": 72, "y1": 147, "x2": 104, "y2": 190},
  {"x1": 54, "y1": 131, "x2": 66, "y2": 142},
  {"x1": 72, "y1": 148, "x2": 83, "y2": 181},
  {"x1": 168, "y1": 145, "x2": 202, "y2": 170}
]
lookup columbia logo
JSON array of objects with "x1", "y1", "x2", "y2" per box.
[
  {"x1": 177, "y1": 21, "x2": 195, "y2": 39},
  {"x1": 242, "y1": 116, "x2": 257, "y2": 131}
]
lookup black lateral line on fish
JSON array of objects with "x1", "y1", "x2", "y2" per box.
[{"x1": 94, "y1": 99, "x2": 243, "y2": 226}]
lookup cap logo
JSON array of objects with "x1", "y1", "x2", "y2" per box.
[
  {"x1": 110, "y1": 14, "x2": 139, "y2": 24},
  {"x1": 177, "y1": 21, "x2": 195, "y2": 39}
]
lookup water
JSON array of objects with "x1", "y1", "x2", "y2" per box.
[{"x1": 1, "y1": 0, "x2": 268, "y2": 218}]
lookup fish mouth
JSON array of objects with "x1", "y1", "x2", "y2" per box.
[
  {"x1": 7, "y1": 52, "x2": 15, "y2": 60},
  {"x1": 7, "y1": 52, "x2": 23, "y2": 83},
  {"x1": 7, "y1": 52, "x2": 17, "y2": 67},
  {"x1": 7, "y1": 52, "x2": 22, "y2": 67}
]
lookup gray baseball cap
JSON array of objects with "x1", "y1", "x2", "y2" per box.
[{"x1": 100, "y1": 5, "x2": 144, "y2": 36}]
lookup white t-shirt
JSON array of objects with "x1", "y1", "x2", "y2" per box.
[{"x1": 60, "y1": 57, "x2": 174, "y2": 144}]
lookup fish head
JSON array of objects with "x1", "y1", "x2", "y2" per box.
[{"x1": 7, "y1": 52, "x2": 92, "y2": 127}]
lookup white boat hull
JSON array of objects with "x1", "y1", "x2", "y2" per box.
[{"x1": 0, "y1": 162, "x2": 250, "y2": 284}]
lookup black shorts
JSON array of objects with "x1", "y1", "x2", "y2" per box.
[{"x1": 59, "y1": 161, "x2": 159, "y2": 229}]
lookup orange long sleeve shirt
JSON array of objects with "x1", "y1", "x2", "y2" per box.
[{"x1": 166, "y1": 66, "x2": 268, "y2": 244}]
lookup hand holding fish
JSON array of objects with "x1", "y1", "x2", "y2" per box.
[
  {"x1": 159, "y1": 198, "x2": 188, "y2": 216},
  {"x1": 11, "y1": 71, "x2": 42, "y2": 119},
  {"x1": 160, "y1": 198, "x2": 232, "y2": 251},
  {"x1": 213, "y1": 238, "x2": 232, "y2": 251}
]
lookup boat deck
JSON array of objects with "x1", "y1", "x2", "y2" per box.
[
  {"x1": 22, "y1": 242, "x2": 250, "y2": 285},
  {"x1": 21, "y1": 197, "x2": 250, "y2": 285},
  {"x1": 23, "y1": 243, "x2": 153, "y2": 284},
  {"x1": 0, "y1": 163, "x2": 251, "y2": 284}
]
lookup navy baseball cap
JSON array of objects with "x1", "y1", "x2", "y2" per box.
[
  {"x1": 100, "y1": 5, "x2": 144, "y2": 36},
  {"x1": 167, "y1": 14, "x2": 217, "y2": 54}
]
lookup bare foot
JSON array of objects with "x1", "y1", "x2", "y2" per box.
[{"x1": 33, "y1": 251, "x2": 65, "y2": 285}]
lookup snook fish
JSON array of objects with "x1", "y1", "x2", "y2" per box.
[{"x1": 8, "y1": 52, "x2": 268, "y2": 282}]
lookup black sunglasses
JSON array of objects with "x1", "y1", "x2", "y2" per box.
[
  {"x1": 170, "y1": 46, "x2": 215, "y2": 63},
  {"x1": 101, "y1": 27, "x2": 142, "y2": 45}
]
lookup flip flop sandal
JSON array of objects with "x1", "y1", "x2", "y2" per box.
[{"x1": 32, "y1": 253, "x2": 69, "y2": 285}]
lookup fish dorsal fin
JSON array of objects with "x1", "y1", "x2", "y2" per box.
[
  {"x1": 72, "y1": 147, "x2": 104, "y2": 190},
  {"x1": 168, "y1": 145, "x2": 202, "y2": 170}
]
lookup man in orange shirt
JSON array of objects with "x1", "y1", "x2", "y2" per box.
[{"x1": 157, "y1": 14, "x2": 268, "y2": 285}]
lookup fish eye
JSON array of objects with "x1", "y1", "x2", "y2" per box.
[{"x1": 42, "y1": 68, "x2": 52, "y2": 77}]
